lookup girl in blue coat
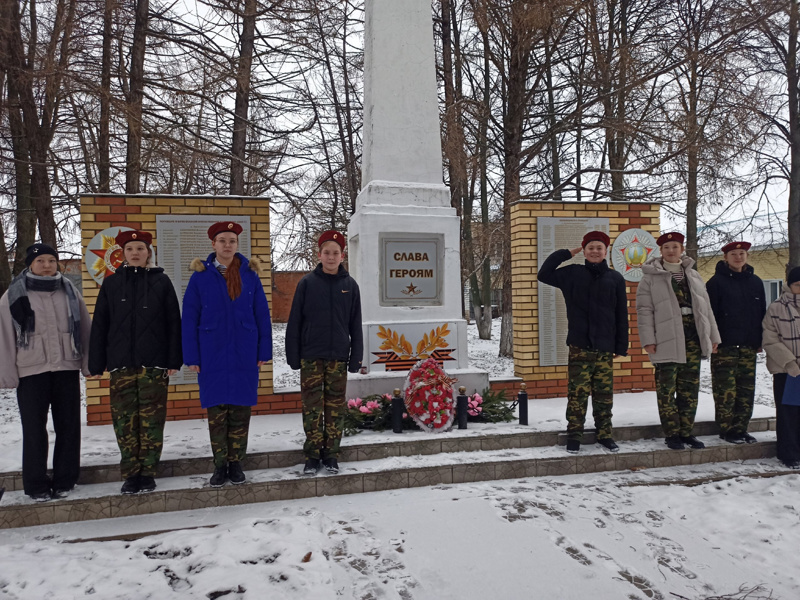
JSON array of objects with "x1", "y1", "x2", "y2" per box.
[{"x1": 182, "y1": 221, "x2": 272, "y2": 487}]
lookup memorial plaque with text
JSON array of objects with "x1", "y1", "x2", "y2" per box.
[
  {"x1": 537, "y1": 217, "x2": 609, "y2": 366},
  {"x1": 157, "y1": 215, "x2": 252, "y2": 384},
  {"x1": 380, "y1": 234, "x2": 443, "y2": 305}
]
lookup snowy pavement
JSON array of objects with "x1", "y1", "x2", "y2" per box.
[{"x1": 0, "y1": 319, "x2": 793, "y2": 600}]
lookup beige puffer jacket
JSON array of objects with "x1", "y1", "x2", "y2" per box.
[
  {"x1": 762, "y1": 286, "x2": 800, "y2": 377},
  {"x1": 636, "y1": 254, "x2": 720, "y2": 363},
  {"x1": 0, "y1": 287, "x2": 92, "y2": 388}
]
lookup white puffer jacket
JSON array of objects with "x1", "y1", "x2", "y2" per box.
[{"x1": 636, "y1": 254, "x2": 720, "y2": 363}]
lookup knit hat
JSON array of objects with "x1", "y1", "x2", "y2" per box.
[
  {"x1": 581, "y1": 231, "x2": 610, "y2": 248},
  {"x1": 116, "y1": 229, "x2": 153, "y2": 249},
  {"x1": 657, "y1": 232, "x2": 685, "y2": 246},
  {"x1": 788, "y1": 267, "x2": 800, "y2": 286},
  {"x1": 208, "y1": 221, "x2": 243, "y2": 240},
  {"x1": 24, "y1": 243, "x2": 58, "y2": 267},
  {"x1": 318, "y1": 230, "x2": 346, "y2": 250}
]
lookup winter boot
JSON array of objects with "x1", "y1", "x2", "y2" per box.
[
  {"x1": 121, "y1": 476, "x2": 140, "y2": 495},
  {"x1": 303, "y1": 458, "x2": 321, "y2": 475},
  {"x1": 740, "y1": 432, "x2": 757, "y2": 444},
  {"x1": 209, "y1": 465, "x2": 227, "y2": 488},
  {"x1": 680, "y1": 436, "x2": 705, "y2": 449},
  {"x1": 228, "y1": 462, "x2": 246, "y2": 485},
  {"x1": 138, "y1": 476, "x2": 156, "y2": 492},
  {"x1": 665, "y1": 436, "x2": 685, "y2": 450},
  {"x1": 566, "y1": 439, "x2": 580, "y2": 454},
  {"x1": 323, "y1": 457, "x2": 339, "y2": 474},
  {"x1": 723, "y1": 432, "x2": 745, "y2": 445},
  {"x1": 597, "y1": 438, "x2": 619, "y2": 453}
]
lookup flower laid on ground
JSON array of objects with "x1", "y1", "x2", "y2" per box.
[
  {"x1": 466, "y1": 388, "x2": 515, "y2": 423},
  {"x1": 467, "y1": 392, "x2": 483, "y2": 416},
  {"x1": 403, "y1": 358, "x2": 457, "y2": 433},
  {"x1": 341, "y1": 393, "x2": 416, "y2": 436}
]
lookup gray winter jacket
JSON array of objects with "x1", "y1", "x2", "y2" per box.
[
  {"x1": 0, "y1": 287, "x2": 92, "y2": 388},
  {"x1": 762, "y1": 286, "x2": 800, "y2": 377},
  {"x1": 636, "y1": 254, "x2": 720, "y2": 363}
]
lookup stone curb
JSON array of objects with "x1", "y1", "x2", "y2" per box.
[
  {"x1": 0, "y1": 417, "x2": 775, "y2": 493},
  {"x1": 0, "y1": 439, "x2": 777, "y2": 530}
]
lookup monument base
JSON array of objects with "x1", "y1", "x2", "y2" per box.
[{"x1": 346, "y1": 367, "x2": 490, "y2": 400}]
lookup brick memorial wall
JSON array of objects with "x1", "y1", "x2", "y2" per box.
[
  {"x1": 508, "y1": 201, "x2": 661, "y2": 398},
  {"x1": 80, "y1": 194, "x2": 301, "y2": 425}
]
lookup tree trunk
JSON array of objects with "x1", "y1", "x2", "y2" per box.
[
  {"x1": 99, "y1": 0, "x2": 114, "y2": 192},
  {"x1": 789, "y1": 0, "x2": 800, "y2": 273},
  {"x1": 230, "y1": 0, "x2": 256, "y2": 196},
  {"x1": 125, "y1": 0, "x2": 149, "y2": 194}
]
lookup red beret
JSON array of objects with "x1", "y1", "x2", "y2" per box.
[
  {"x1": 208, "y1": 221, "x2": 243, "y2": 240},
  {"x1": 318, "y1": 230, "x2": 345, "y2": 249},
  {"x1": 721, "y1": 241, "x2": 751, "y2": 253},
  {"x1": 657, "y1": 232, "x2": 685, "y2": 246},
  {"x1": 116, "y1": 230, "x2": 153, "y2": 248},
  {"x1": 581, "y1": 231, "x2": 610, "y2": 248}
]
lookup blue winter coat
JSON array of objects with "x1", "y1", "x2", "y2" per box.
[{"x1": 181, "y1": 253, "x2": 272, "y2": 408}]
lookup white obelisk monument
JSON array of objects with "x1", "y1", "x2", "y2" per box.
[{"x1": 347, "y1": 0, "x2": 488, "y2": 396}]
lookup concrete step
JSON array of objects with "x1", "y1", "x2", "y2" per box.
[
  {"x1": 0, "y1": 428, "x2": 779, "y2": 530},
  {"x1": 0, "y1": 417, "x2": 775, "y2": 493}
]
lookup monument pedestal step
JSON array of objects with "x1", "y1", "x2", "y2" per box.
[
  {"x1": 0, "y1": 423, "x2": 779, "y2": 530},
  {"x1": 0, "y1": 417, "x2": 775, "y2": 494}
]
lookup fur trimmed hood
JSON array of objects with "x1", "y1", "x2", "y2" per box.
[{"x1": 190, "y1": 254, "x2": 262, "y2": 275}]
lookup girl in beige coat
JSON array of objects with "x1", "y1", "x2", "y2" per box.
[
  {"x1": 636, "y1": 232, "x2": 720, "y2": 450},
  {"x1": 0, "y1": 244, "x2": 91, "y2": 501},
  {"x1": 761, "y1": 267, "x2": 800, "y2": 469}
]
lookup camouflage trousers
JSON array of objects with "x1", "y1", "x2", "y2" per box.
[
  {"x1": 109, "y1": 367, "x2": 169, "y2": 479},
  {"x1": 301, "y1": 359, "x2": 347, "y2": 459},
  {"x1": 711, "y1": 346, "x2": 757, "y2": 436},
  {"x1": 207, "y1": 404, "x2": 251, "y2": 468},
  {"x1": 567, "y1": 346, "x2": 614, "y2": 441},
  {"x1": 654, "y1": 338, "x2": 701, "y2": 437}
]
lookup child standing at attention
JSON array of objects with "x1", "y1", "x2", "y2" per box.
[{"x1": 286, "y1": 230, "x2": 363, "y2": 475}]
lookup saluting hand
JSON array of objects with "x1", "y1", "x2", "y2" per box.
[{"x1": 570, "y1": 246, "x2": 583, "y2": 257}]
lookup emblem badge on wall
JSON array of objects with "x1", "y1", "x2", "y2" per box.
[
  {"x1": 611, "y1": 228, "x2": 659, "y2": 282},
  {"x1": 84, "y1": 226, "x2": 134, "y2": 285}
]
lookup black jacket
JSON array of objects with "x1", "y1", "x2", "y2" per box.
[
  {"x1": 285, "y1": 263, "x2": 363, "y2": 372},
  {"x1": 537, "y1": 249, "x2": 629, "y2": 355},
  {"x1": 89, "y1": 264, "x2": 183, "y2": 374},
  {"x1": 706, "y1": 261, "x2": 766, "y2": 348}
]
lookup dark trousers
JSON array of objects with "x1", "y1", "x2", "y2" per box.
[
  {"x1": 773, "y1": 373, "x2": 800, "y2": 464},
  {"x1": 17, "y1": 370, "x2": 81, "y2": 495}
]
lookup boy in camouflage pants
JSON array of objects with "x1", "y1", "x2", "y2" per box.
[
  {"x1": 286, "y1": 230, "x2": 363, "y2": 475},
  {"x1": 538, "y1": 231, "x2": 629, "y2": 454}
]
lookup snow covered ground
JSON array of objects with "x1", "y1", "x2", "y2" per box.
[{"x1": 0, "y1": 319, "x2": 794, "y2": 600}]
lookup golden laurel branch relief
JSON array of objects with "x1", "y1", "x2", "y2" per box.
[{"x1": 376, "y1": 324, "x2": 451, "y2": 360}]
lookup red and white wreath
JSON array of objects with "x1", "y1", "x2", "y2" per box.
[{"x1": 403, "y1": 358, "x2": 457, "y2": 433}]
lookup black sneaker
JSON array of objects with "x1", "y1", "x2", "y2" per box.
[
  {"x1": 303, "y1": 458, "x2": 321, "y2": 475},
  {"x1": 209, "y1": 465, "x2": 227, "y2": 488},
  {"x1": 680, "y1": 436, "x2": 705, "y2": 449},
  {"x1": 597, "y1": 438, "x2": 619, "y2": 453},
  {"x1": 566, "y1": 439, "x2": 580, "y2": 454},
  {"x1": 783, "y1": 460, "x2": 800, "y2": 470},
  {"x1": 51, "y1": 486, "x2": 73, "y2": 499},
  {"x1": 121, "y1": 476, "x2": 140, "y2": 495},
  {"x1": 724, "y1": 432, "x2": 745, "y2": 445},
  {"x1": 665, "y1": 436, "x2": 685, "y2": 450},
  {"x1": 228, "y1": 462, "x2": 246, "y2": 485},
  {"x1": 138, "y1": 476, "x2": 156, "y2": 492},
  {"x1": 741, "y1": 432, "x2": 757, "y2": 444},
  {"x1": 323, "y1": 457, "x2": 339, "y2": 474},
  {"x1": 28, "y1": 492, "x2": 52, "y2": 503}
]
